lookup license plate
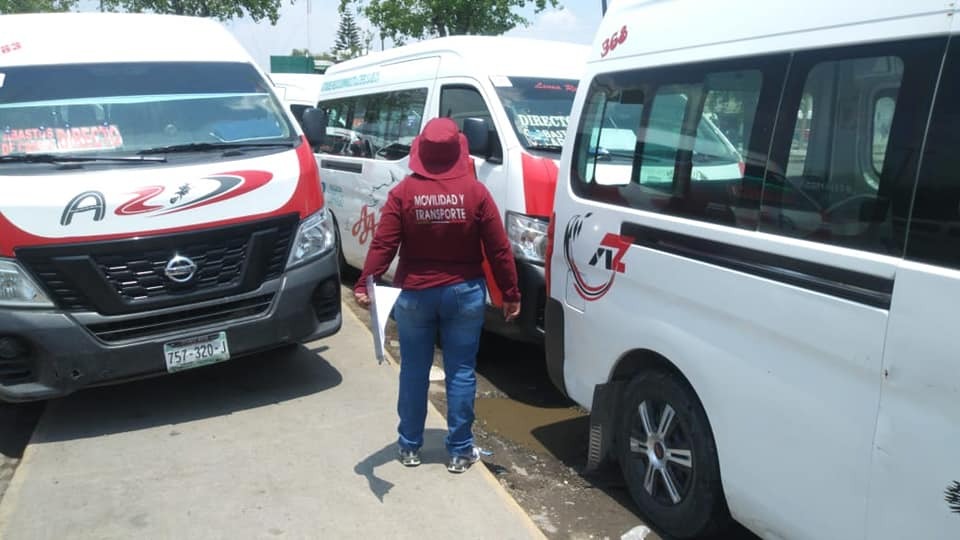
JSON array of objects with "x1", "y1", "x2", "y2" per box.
[{"x1": 163, "y1": 332, "x2": 230, "y2": 373}]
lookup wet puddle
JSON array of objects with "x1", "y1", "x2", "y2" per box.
[{"x1": 475, "y1": 397, "x2": 588, "y2": 462}]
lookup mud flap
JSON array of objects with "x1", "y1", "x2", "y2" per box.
[{"x1": 585, "y1": 380, "x2": 626, "y2": 473}]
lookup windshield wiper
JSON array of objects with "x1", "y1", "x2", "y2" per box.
[
  {"x1": 527, "y1": 144, "x2": 564, "y2": 153},
  {"x1": 138, "y1": 141, "x2": 295, "y2": 155},
  {"x1": 0, "y1": 153, "x2": 166, "y2": 163}
]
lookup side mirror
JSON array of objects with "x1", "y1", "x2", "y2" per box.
[
  {"x1": 462, "y1": 117, "x2": 490, "y2": 157},
  {"x1": 301, "y1": 107, "x2": 328, "y2": 147}
]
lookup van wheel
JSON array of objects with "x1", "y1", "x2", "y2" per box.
[{"x1": 617, "y1": 370, "x2": 729, "y2": 539}]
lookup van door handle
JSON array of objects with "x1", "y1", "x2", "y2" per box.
[{"x1": 320, "y1": 159, "x2": 363, "y2": 174}]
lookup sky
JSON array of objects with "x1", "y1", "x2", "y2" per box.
[
  {"x1": 73, "y1": 0, "x2": 606, "y2": 71},
  {"x1": 220, "y1": 0, "x2": 606, "y2": 70}
]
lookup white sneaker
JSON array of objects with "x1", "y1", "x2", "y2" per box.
[{"x1": 447, "y1": 447, "x2": 481, "y2": 473}]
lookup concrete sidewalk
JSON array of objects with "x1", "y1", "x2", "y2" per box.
[{"x1": 0, "y1": 306, "x2": 544, "y2": 540}]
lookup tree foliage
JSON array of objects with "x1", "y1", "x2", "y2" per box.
[
  {"x1": 332, "y1": 7, "x2": 364, "y2": 60},
  {"x1": 291, "y1": 48, "x2": 337, "y2": 63},
  {"x1": 0, "y1": 0, "x2": 76, "y2": 13},
  {"x1": 340, "y1": 0, "x2": 560, "y2": 43},
  {"x1": 100, "y1": 0, "x2": 287, "y2": 24}
]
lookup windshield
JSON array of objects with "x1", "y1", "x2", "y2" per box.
[
  {"x1": 0, "y1": 62, "x2": 296, "y2": 158},
  {"x1": 494, "y1": 77, "x2": 578, "y2": 150}
]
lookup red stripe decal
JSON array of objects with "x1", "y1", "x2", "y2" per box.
[
  {"x1": 521, "y1": 153, "x2": 559, "y2": 217},
  {"x1": 115, "y1": 186, "x2": 166, "y2": 216},
  {"x1": 481, "y1": 257, "x2": 503, "y2": 308},
  {"x1": 158, "y1": 170, "x2": 273, "y2": 215},
  {"x1": 0, "y1": 137, "x2": 325, "y2": 256}
]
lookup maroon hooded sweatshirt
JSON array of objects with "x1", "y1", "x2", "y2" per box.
[{"x1": 353, "y1": 172, "x2": 520, "y2": 302}]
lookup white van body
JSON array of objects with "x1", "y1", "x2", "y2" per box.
[
  {"x1": 0, "y1": 14, "x2": 340, "y2": 401},
  {"x1": 269, "y1": 72, "x2": 325, "y2": 128},
  {"x1": 314, "y1": 36, "x2": 588, "y2": 342},
  {"x1": 547, "y1": 1, "x2": 960, "y2": 538}
]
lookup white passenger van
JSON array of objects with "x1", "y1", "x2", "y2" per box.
[
  {"x1": 546, "y1": 0, "x2": 960, "y2": 538},
  {"x1": 0, "y1": 14, "x2": 341, "y2": 401},
  {"x1": 301, "y1": 36, "x2": 588, "y2": 342}
]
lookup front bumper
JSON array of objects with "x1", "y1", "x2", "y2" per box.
[
  {"x1": 0, "y1": 252, "x2": 341, "y2": 402},
  {"x1": 483, "y1": 261, "x2": 546, "y2": 344}
]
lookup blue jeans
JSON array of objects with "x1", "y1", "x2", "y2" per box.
[{"x1": 393, "y1": 278, "x2": 486, "y2": 457}]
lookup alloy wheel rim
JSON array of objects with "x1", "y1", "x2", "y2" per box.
[{"x1": 628, "y1": 400, "x2": 694, "y2": 505}]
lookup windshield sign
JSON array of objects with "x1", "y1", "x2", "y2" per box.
[{"x1": 495, "y1": 77, "x2": 578, "y2": 150}]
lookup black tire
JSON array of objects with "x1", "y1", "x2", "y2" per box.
[{"x1": 617, "y1": 370, "x2": 730, "y2": 539}]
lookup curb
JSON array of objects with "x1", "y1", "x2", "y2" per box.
[{"x1": 0, "y1": 400, "x2": 55, "y2": 535}]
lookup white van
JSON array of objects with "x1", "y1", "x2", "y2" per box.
[
  {"x1": 546, "y1": 0, "x2": 960, "y2": 538},
  {"x1": 302, "y1": 36, "x2": 588, "y2": 342},
  {"x1": 0, "y1": 14, "x2": 341, "y2": 401}
]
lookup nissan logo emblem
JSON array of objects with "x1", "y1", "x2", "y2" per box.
[{"x1": 164, "y1": 255, "x2": 198, "y2": 283}]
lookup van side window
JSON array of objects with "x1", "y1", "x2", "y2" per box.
[
  {"x1": 907, "y1": 41, "x2": 960, "y2": 269},
  {"x1": 316, "y1": 88, "x2": 427, "y2": 160},
  {"x1": 571, "y1": 57, "x2": 785, "y2": 228},
  {"x1": 872, "y1": 94, "x2": 896, "y2": 177},
  {"x1": 762, "y1": 38, "x2": 944, "y2": 256},
  {"x1": 440, "y1": 85, "x2": 502, "y2": 160}
]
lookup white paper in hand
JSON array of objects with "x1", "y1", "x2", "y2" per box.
[{"x1": 367, "y1": 275, "x2": 401, "y2": 364}]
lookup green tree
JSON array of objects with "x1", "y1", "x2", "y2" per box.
[
  {"x1": 0, "y1": 0, "x2": 76, "y2": 13},
  {"x1": 291, "y1": 48, "x2": 337, "y2": 63},
  {"x1": 340, "y1": 0, "x2": 560, "y2": 43},
  {"x1": 332, "y1": 7, "x2": 364, "y2": 60},
  {"x1": 100, "y1": 0, "x2": 288, "y2": 24}
]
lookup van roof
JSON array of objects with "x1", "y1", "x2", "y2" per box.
[
  {"x1": 323, "y1": 36, "x2": 588, "y2": 81},
  {"x1": 269, "y1": 73, "x2": 325, "y2": 104},
  {"x1": 0, "y1": 13, "x2": 253, "y2": 67},
  {"x1": 592, "y1": 0, "x2": 958, "y2": 64}
]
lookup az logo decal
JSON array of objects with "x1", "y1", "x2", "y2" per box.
[
  {"x1": 115, "y1": 171, "x2": 272, "y2": 217},
  {"x1": 564, "y1": 213, "x2": 633, "y2": 301}
]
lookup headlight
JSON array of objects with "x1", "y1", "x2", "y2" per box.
[
  {"x1": 0, "y1": 259, "x2": 53, "y2": 308},
  {"x1": 506, "y1": 211, "x2": 549, "y2": 264},
  {"x1": 286, "y1": 208, "x2": 336, "y2": 270}
]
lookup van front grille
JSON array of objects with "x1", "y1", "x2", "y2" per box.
[{"x1": 17, "y1": 214, "x2": 298, "y2": 316}]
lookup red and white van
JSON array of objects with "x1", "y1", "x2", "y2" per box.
[
  {"x1": 304, "y1": 36, "x2": 589, "y2": 343},
  {"x1": 0, "y1": 13, "x2": 341, "y2": 401}
]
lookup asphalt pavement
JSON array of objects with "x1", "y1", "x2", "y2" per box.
[{"x1": 0, "y1": 307, "x2": 544, "y2": 539}]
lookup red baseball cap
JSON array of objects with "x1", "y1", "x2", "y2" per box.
[{"x1": 408, "y1": 117, "x2": 473, "y2": 180}]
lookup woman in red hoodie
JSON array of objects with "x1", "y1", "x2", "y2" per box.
[{"x1": 354, "y1": 117, "x2": 521, "y2": 473}]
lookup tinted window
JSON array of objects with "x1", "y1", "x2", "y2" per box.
[
  {"x1": 571, "y1": 56, "x2": 786, "y2": 228},
  {"x1": 907, "y1": 41, "x2": 960, "y2": 269},
  {"x1": 0, "y1": 62, "x2": 295, "y2": 157},
  {"x1": 762, "y1": 38, "x2": 944, "y2": 256},
  {"x1": 315, "y1": 88, "x2": 427, "y2": 160},
  {"x1": 872, "y1": 94, "x2": 896, "y2": 176},
  {"x1": 440, "y1": 85, "x2": 502, "y2": 159}
]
